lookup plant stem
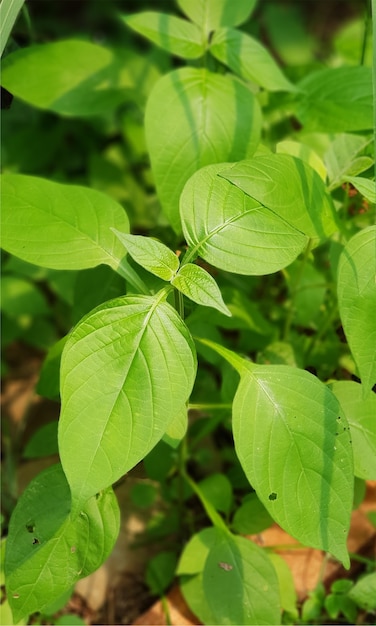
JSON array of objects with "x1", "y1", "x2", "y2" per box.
[
  {"x1": 182, "y1": 467, "x2": 229, "y2": 533},
  {"x1": 349, "y1": 552, "x2": 376, "y2": 566},
  {"x1": 188, "y1": 403, "x2": 232, "y2": 411},
  {"x1": 283, "y1": 238, "x2": 313, "y2": 341},
  {"x1": 174, "y1": 288, "x2": 185, "y2": 320}
]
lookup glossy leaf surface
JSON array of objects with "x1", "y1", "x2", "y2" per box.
[
  {"x1": 5, "y1": 465, "x2": 119, "y2": 623},
  {"x1": 331, "y1": 381, "x2": 376, "y2": 480},
  {"x1": 337, "y1": 226, "x2": 376, "y2": 394},
  {"x1": 145, "y1": 67, "x2": 261, "y2": 232},
  {"x1": 1, "y1": 40, "x2": 133, "y2": 116},
  {"x1": 203, "y1": 532, "x2": 280, "y2": 625},
  {"x1": 172, "y1": 263, "x2": 231, "y2": 315},
  {"x1": 122, "y1": 12, "x2": 204, "y2": 58},
  {"x1": 1, "y1": 174, "x2": 129, "y2": 271},
  {"x1": 232, "y1": 362, "x2": 353, "y2": 566},
  {"x1": 220, "y1": 153, "x2": 337, "y2": 242},
  {"x1": 59, "y1": 294, "x2": 197, "y2": 509},
  {"x1": 180, "y1": 163, "x2": 306, "y2": 275},
  {"x1": 177, "y1": 0, "x2": 257, "y2": 32},
  {"x1": 112, "y1": 231, "x2": 179, "y2": 281},
  {"x1": 297, "y1": 66, "x2": 373, "y2": 132},
  {"x1": 210, "y1": 28, "x2": 296, "y2": 92}
]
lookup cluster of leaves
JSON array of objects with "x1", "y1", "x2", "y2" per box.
[{"x1": 1, "y1": 0, "x2": 375, "y2": 624}]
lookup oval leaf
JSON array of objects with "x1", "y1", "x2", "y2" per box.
[
  {"x1": 297, "y1": 66, "x2": 373, "y2": 132},
  {"x1": 1, "y1": 40, "x2": 132, "y2": 116},
  {"x1": 220, "y1": 153, "x2": 338, "y2": 243},
  {"x1": 337, "y1": 226, "x2": 376, "y2": 394},
  {"x1": 210, "y1": 28, "x2": 296, "y2": 92},
  {"x1": 0, "y1": 174, "x2": 129, "y2": 271},
  {"x1": 177, "y1": 0, "x2": 257, "y2": 32},
  {"x1": 172, "y1": 263, "x2": 231, "y2": 315},
  {"x1": 5, "y1": 464, "x2": 119, "y2": 623},
  {"x1": 330, "y1": 381, "x2": 376, "y2": 480},
  {"x1": 122, "y1": 12, "x2": 204, "y2": 59},
  {"x1": 203, "y1": 532, "x2": 280, "y2": 625},
  {"x1": 180, "y1": 163, "x2": 307, "y2": 275},
  {"x1": 112, "y1": 230, "x2": 179, "y2": 281},
  {"x1": 232, "y1": 364, "x2": 353, "y2": 567},
  {"x1": 59, "y1": 294, "x2": 197, "y2": 509},
  {"x1": 145, "y1": 67, "x2": 261, "y2": 233}
]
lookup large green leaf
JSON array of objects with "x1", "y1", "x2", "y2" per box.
[
  {"x1": 59, "y1": 293, "x2": 197, "y2": 509},
  {"x1": 5, "y1": 464, "x2": 119, "y2": 623},
  {"x1": 203, "y1": 532, "x2": 280, "y2": 625},
  {"x1": 220, "y1": 153, "x2": 338, "y2": 243},
  {"x1": 297, "y1": 66, "x2": 373, "y2": 132},
  {"x1": 180, "y1": 163, "x2": 307, "y2": 275},
  {"x1": 210, "y1": 28, "x2": 296, "y2": 92},
  {"x1": 0, "y1": 174, "x2": 129, "y2": 271},
  {"x1": 145, "y1": 67, "x2": 261, "y2": 233},
  {"x1": 122, "y1": 12, "x2": 204, "y2": 59},
  {"x1": 232, "y1": 363, "x2": 353, "y2": 567},
  {"x1": 177, "y1": 0, "x2": 257, "y2": 32},
  {"x1": 337, "y1": 226, "x2": 376, "y2": 394},
  {"x1": 0, "y1": 40, "x2": 133, "y2": 116},
  {"x1": 330, "y1": 381, "x2": 376, "y2": 480}
]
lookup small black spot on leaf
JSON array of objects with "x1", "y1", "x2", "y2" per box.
[
  {"x1": 32, "y1": 537, "x2": 40, "y2": 545},
  {"x1": 25, "y1": 522, "x2": 35, "y2": 533},
  {"x1": 269, "y1": 492, "x2": 277, "y2": 501}
]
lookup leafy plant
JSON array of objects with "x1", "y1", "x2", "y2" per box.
[{"x1": 1, "y1": 0, "x2": 375, "y2": 624}]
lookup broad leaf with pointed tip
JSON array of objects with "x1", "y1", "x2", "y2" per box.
[
  {"x1": 172, "y1": 263, "x2": 231, "y2": 316},
  {"x1": 177, "y1": 0, "x2": 257, "y2": 32},
  {"x1": 59, "y1": 294, "x2": 197, "y2": 510},
  {"x1": 5, "y1": 464, "x2": 119, "y2": 623},
  {"x1": 210, "y1": 28, "x2": 296, "y2": 92},
  {"x1": 112, "y1": 230, "x2": 179, "y2": 281},
  {"x1": 145, "y1": 67, "x2": 261, "y2": 233},
  {"x1": 122, "y1": 12, "x2": 205, "y2": 59},
  {"x1": 337, "y1": 226, "x2": 376, "y2": 395},
  {"x1": 220, "y1": 153, "x2": 337, "y2": 243},
  {"x1": 180, "y1": 163, "x2": 307, "y2": 275},
  {"x1": 0, "y1": 174, "x2": 129, "y2": 271},
  {"x1": 203, "y1": 532, "x2": 280, "y2": 625}
]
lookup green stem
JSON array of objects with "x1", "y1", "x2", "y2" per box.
[
  {"x1": 174, "y1": 288, "x2": 185, "y2": 320},
  {"x1": 360, "y1": 0, "x2": 371, "y2": 65},
  {"x1": 348, "y1": 552, "x2": 375, "y2": 566},
  {"x1": 115, "y1": 257, "x2": 150, "y2": 294},
  {"x1": 188, "y1": 403, "x2": 232, "y2": 411},
  {"x1": 182, "y1": 468, "x2": 229, "y2": 533},
  {"x1": 283, "y1": 238, "x2": 313, "y2": 341}
]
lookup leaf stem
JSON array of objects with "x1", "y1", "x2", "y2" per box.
[
  {"x1": 174, "y1": 288, "x2": 185, "y2": 320},
  {"x1": 115, "y1": 256, "x2": 150, "y2": 294},
  {"x1": 282, "y1": 238, "x2": 313, "y2": 341},
  {"x1": 181, "y1": 467, "x2": 229, "y2": 533},
  {"x1": 188, "y1": 403, "x2": 232, "y2": 411}
]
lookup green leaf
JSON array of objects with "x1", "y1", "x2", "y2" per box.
[
  {"x1": 337, "y1": 226, "x2": 376, "y2": 394},
  {"x1": 341, "y1": 176, "x2": 376, "y2": 204},
  {"x1": 0, "y1": 174, "x2": 129, "y2": 272},
  {"x1": 145, "y1": 551, "x2": 178, "y2": 595},
  {"x1": 324, "y1": 134, "x2": 373, "y2": 191},
  {"x1": 210, "y1": 28, "x2": 296, "y2": 92},
  {"x1": 203, "y1": 532, "x2": 280, "y2": 625},
  {"x1": 220, "y1": 153, "x2": 337, "y2": 243},
  {"x1": 180, "y1": 573, "x2": 217, "y2": 625},
  {"x1": 145, "y1": 67, "x2": 261, "y2": 233},
  {"x1": 112, "y1": 231, "x2": 180, "y2": 281},
  {"x1": 276, "y1": 140, "x2": 327, "y2": 181},
  {"x1": 180, "y1": 163, "x2": 306, "y2": 275},
  {"x1": 232, "y1": 363, "x2": 353, "y2": 567},
  {"x1": 72, "y1": 266, "x2": 125, "y2": 324},
  {"x1": 330, "y1": 381, "x2": 376, "y2": 480},
  {"x1": 0, "y1": 276, "x2": 49, "y2": 317},
  {"x1": 232, "y1": 492, "x2": 274, "y2": 534},
  {"x1": 172, "y1": 263, "x2": 231, "y2": 316},
  {"x1": 23, "y1": 422, "x2": 58, "y2": 459},
  {"x1": 36, "y1": 336, "x2": 67, "y2": 400},
  {"x1": 59, "y1": 294, "x2": 197, "y2": 509},
  {"x1": 267, "y1": 553, "x2": 298, "y2": 620},
  {"x1": 0, "y1": 40, "x2": 133, "y2": 116},
  {"x1": 297, "y1": 66, "x2": 373, "y2": 132},
  {"x1": 162, "y1": 405, "x2": 188, "y2": 448},
  {"x1": 177, "y1": 527, "x2": 219, "y2": 575},
  {"x1": 0, "y1": 0, "x2": 25, "y2": 56},
  {"x1": 177, "y1": 0, "x2": 257, "y2": 32},
  {"x1": 5, "y1": 464, "x2": 119, "y2": 623},
  {"x1": 348, "y1": 572, "x2": 376, "y2": 611},
  {"x1": 122, "y1": 12, "x2": 204, "y2": 59},
  {"x1": 198, "y1": 473, "x2": 233, "y2": 514}
]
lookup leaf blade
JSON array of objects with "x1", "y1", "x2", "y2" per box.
[{"x1": 172, "y1": 263, "x2": 231, "y2": 316}]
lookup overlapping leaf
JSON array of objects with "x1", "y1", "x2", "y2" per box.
[
  {"x1": 5, "y1": 465, "x2": 120, "y2": 623},
  {"x1": 112, "y1": 230, "x2": 180, "y2": 281},
  {"x1": 0, "y1": 174, "x2": 129, "y2": 271},
  {"x1": 122, "y1": 12, "x2": 205, "y2": 59},
  {"x1": 210, "y1": 28, "x2": 296, "y2": 92},
  {"x1": 180, "y1": 163, "x2": 307, "y2": 275},
  {"x1": 172, "y1": 263, "x2": 231, "y2": 315},
  {"x1": 220, "y1": 153, "x2": 338, "y2": 243},
  {"x1": 59, "y1": 294, "x2": 197, "y2": 509},
  {"x1": 337, "y1": 226, "x2": 376, "y2": 394},
  {"x1": 177, "y1": 0, "x2": 257, "y2": 32},
  {"x1": 145, "y1": 67, "x2": 261, "y2": 232}
]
